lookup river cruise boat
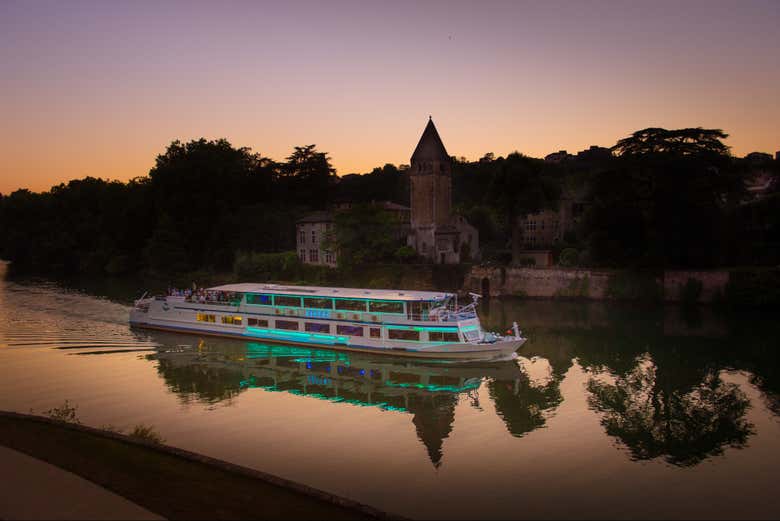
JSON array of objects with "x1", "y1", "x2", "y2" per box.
[{"x1": 130, "y1": 283, "x2": 526, "y2": 361}]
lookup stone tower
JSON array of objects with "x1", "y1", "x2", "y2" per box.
[
  {"x1": 408, "y1": 117, "x2": 479, "y2": 263},
  {"x1": 410, "y1": 117, "x2": 452, "y2": 229}
]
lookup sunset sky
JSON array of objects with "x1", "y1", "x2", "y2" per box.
[{"x1": 1, "y1": 0, "x2": 779, "y2": 194}]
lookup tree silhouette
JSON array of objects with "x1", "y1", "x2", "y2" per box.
[
  {"x1": 587, "y1": 354, "x2": 754, "y2": 466},
  {"x1": 488, "y1": 372, "x2": 563, "y2": 438},
  {"x1": 612, "y1": 127, "x2": 731, "y2": 157}
]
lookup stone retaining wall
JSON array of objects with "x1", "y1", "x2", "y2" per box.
[
  {"x1": 465, "y1": 266, "x2": 730, "y2": 303},
  {"x1": 663, "y1": 270, "x2": 730, "y2": 303}
]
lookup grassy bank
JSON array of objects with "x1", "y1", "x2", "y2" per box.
[{"x1": 0, "y1": 412, "x2": 396, "y2": 520}]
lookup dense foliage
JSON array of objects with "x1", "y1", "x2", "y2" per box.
[
  {"x1": 0, "y1": 139, "x2": 335, "y2": 275},
  {"x1": 0, "y1": 128, "x2": 777, "y2": 276}
]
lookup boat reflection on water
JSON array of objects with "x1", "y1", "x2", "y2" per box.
[{"x1": 140, "y1": 330, "x2": 562, "y2": 467}]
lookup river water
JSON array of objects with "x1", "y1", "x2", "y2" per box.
[{"x1": 0, "y1": 262, "x2": 778, "y2": 519}]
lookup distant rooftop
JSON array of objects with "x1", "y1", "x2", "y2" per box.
[
  {"x1": 207, "y1": 283, "x2": 453, "y2": 301},
  {"x1": 296, "y1": 211, "x2": 334, "y2": 224}
]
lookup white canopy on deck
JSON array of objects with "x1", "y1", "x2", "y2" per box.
[{"x1": 206, "y1": 283, "x2": 453, "y2": 302}]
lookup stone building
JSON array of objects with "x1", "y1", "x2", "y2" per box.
[
  {"x1": 407, "y1": 118, "x2": 479, "y2": 264},
  {"x1": 516, "y1": 191, "x2": 587, "y2": 250},
  {"x1": 296, "y1": 211, "x2": 337, "y2": 267}
]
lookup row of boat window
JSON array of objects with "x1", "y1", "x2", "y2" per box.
[
  {"x1": 195, "y1": 314, "x2": 460, "y2": 342},
  {"x1": 245, "y1": 294, "x2": 405, "y2": 314},
  {"x1": 196, "y1": 313, "x2": 242, "y2": 325}
]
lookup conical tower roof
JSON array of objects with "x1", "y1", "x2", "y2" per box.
[{"x1": 411, "y1": 117, "x2": 449, "y2": 163}]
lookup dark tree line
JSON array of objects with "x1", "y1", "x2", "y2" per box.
[
  {"x1": 0, "y1": 139, "x2": 344, "y2": 275},
  {"x1": 0, "y1": 128, "x2": 776, "y2": 276}
]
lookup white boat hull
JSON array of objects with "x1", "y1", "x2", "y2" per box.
[{"x1": 130, "y1": 305, "x2": 525, "y2": 362}]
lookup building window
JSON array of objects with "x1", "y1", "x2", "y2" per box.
[
  {"x1": 525, "y1": 220, "x2": 537, "y2": 232},
  {"x1": 248, "y1": 318, "x2": 269, "y2": 327},
  {"x1": 299, "y1": 228, "x2": 306, "y2": 244},
  {"x1": 305, "y1": 322, "x2": 331, "y2": 333},
  {"x1": 337, "y1": 325, "x2": 364, "y2": 337},
  {"x1": 299, "y1": 249, "x2": 306, "y2": 261},
  {"x1": 324, "y1": 250, "x2": 334, "y2": 264},
  {"x1": 310, "y1": 249, "x2": 319, "y2": 262},
  {"x1": 388, "y1": 329, "x2": 420, "y2": 341},
  {"x1": 311, "y1": 230, "x2": 316, "y2": 243},
  {"x1": 370, "y1": 327, "x2": 381, "y2": 338},
  {"x1": 275, "y1": 320, "x2": 299, "y2": 330}
]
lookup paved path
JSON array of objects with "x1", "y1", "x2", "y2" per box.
[{"x1": 0, "y1": 446, "x2": 164, "y2": 520}]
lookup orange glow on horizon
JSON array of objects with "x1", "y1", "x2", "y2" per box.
[{"x1": 1, "y1": 1, "x2": 778, "y2": 194}]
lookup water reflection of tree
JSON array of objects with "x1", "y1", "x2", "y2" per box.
[
  {"x1": 587, "y1": 355, "x2": 754, "y2": 466},
  {"x1": 488, "y1": 371, "x2": 563, "y2": 438},
  {"x1": 155, "y1": 357, "x2": 246, "y2": 404}
]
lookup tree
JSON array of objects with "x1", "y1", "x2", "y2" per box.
[
  {"x1": 486, "y1": 152, "x2": 561, "y2": 260},
  {"x1": 583, "y1": 127, "x2": 745, "y2": 267},
  {"x1": 281, "y1": 144, "x2": 337, "y2": 209},
  {"x1": 148, "y1": 138, "x2": 273, "y2": 270},
  {"x1": 612, "y1": 127, "x2": 731, "y2": 157},
  {"x1": 325, "y1": 204, "x2": 404, "y2": 267}
]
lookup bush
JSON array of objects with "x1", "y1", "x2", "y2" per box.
[
  {"x1": 128, "y1": 424, "x2": 165, "y2": 444},
  {"x1": 559, "y1": 248, "x2": 579, "y2": 267},
  {"x1": 394, "y1": 246, "x2": 417, "y2": 263},
  {"x1": 233, "y1": 251, "x2": 301, "y2": 280},
  {"x1": 44, "y1": 400, "x2": 80, "y2": 424}
]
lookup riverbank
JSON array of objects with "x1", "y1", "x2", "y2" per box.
[{"x1": 0, "y1": 411, "x2": 398, "y2": 520}]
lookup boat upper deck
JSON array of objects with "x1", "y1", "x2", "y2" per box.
[{"x1": 207, "y1": 283, "x2": 453, "y2": 302}]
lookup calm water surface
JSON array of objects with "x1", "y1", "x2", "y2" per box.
[{"x1": 1, "y1": 262, "x2": 779, "y2": 519}]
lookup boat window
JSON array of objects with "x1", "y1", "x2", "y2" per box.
[
  {"x1": 305, "y1": 322, "x2": 331, "y2": 333},
  {"x1": 275, "y1": 295, "x2": 302, "y2": 307},
  {"x1": 336, "y1": 325, "x2": 364, "y2": 336},
  {"x1": 196, "y1": 313, "x2": 216, "y2": 323},
  {"x1": 369, "y1": 327, "x2": 381, "y2": 338},
  {"x1": 248, "y1": 318, "x2": 268, "y2": 327},
  {"x1": 429, "y1": 331, "x2": 460, "y2": 342},
  {"x1": 303, "y1": 297, "x2": 333, "y2": 309},
  {"x1": 246, "y1": 294, "x2": 273, "y2": 305},
  {"x1": 221, "y1": 316, "x2": 243, "y2": 325},
  {"x1": 368, "y1": 301, "x2": 404, "y2": 314},
  {"x1": 388, "y1": 329, "x2": 420, "y2": 341},
  {"x1": 406, "y1": 301, "x2": 431, "y2": 320},
  {"x1": 334, "y1": 299, "x2": 367, "y2": 312},
  {"x1": 275, "y1": 320, "x2": 299, "y2": 330}
]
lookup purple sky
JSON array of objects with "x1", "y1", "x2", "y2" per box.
[{"x1": 1, "y1": 0, "x2": 779, "y2": 193}]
